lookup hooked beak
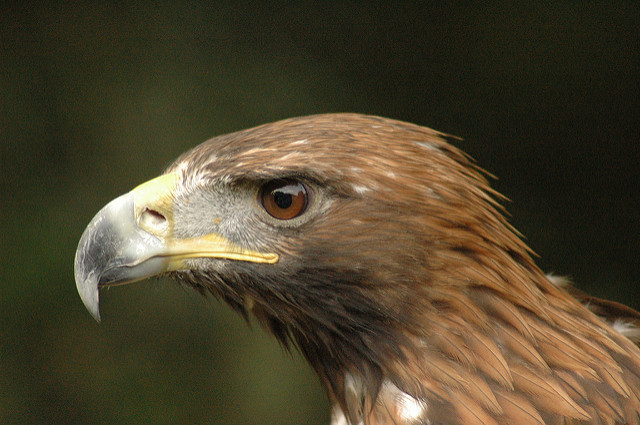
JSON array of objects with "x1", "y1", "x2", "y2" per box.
[{"x1": 74, "y1": 172, "x2": 278, "y2": 322}]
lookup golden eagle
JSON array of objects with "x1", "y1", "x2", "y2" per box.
[{"x1": 75, "y1": 114, "x2": 640, "y2": 425}]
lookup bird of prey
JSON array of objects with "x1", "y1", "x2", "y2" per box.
[{"x1": 75, "y1": 113, "x2": 640, "y2": 425}]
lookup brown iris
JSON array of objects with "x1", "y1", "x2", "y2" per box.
[{"x1": 259, "y1": 179, "x2": 309, "y2": 220}]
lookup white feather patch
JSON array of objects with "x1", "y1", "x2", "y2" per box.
[
  {"x1": 613, "y1": 319, "x2": 640, "y2": 342},
  {"x1": 546, "y1": 273, "x2": 572, "y2": 288},
  {"x1": 330, "y1": 405, "x2": 352, "y2": 425},
  {"x1": 351, "y1": 184, "x2": 371, "y2": 195},
  {"x1": 381, "y1": 380, "x2": 429, "y2": 422}
]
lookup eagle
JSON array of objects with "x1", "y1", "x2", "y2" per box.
[{"x1": 75, "y1": 113, "x2": 640, "y2": 425}]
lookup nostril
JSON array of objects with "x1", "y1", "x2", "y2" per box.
[{"x1": 139, "y1": 208, "x2": 167, "y2": 230}]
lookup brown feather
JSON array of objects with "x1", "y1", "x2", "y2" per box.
[
  {"x1": 511, "y1": 364, "x2": 590, "y2": 420},
  {"x1": 453, "y1": 392, "x2": 500, "y2": 425},
  {"x1": 497, "y1": 325, "x2": 550, "y2": 371},
  {"x1": 466, "y1": 332, "x2": 514, "y2": 389},
  {"x1": 495, "y1": 390, "x2": 547, "y2": 425}
]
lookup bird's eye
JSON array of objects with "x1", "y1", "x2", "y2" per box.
[{"x1": 259, "y1": 179, "x2": 309, "y2": 220}]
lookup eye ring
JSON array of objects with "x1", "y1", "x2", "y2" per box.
[{"x1": 259, "y1": 179, "x2": 310, "y2": 220}]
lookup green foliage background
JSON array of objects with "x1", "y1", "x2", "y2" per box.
[{"x1": 2, "y1": 2, "x2": 638, "y2": 424}]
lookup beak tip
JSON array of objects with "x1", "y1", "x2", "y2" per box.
[
  {"x1": 86, "y1": 295, "x2": 102, "y2": 323},
  {"x1": 75, "y1": 273, "x2": 102, "y2": 323},
  {"x1": 75, "y1": 248, "x2": 102, "y2": 323}
]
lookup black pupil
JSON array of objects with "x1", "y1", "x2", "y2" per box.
[{"x1": 273, "y1": 190, "x2": 293, "y2": 209}]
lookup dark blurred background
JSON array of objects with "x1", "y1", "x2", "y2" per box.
[{"x1": 1, "y1": 2, "x2": 638, "y2": 424}]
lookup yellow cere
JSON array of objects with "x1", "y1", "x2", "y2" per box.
[{"x1": 131, "y1": 172, "x2": 181, "y2": 235}]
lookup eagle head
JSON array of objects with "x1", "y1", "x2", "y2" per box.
[{"x1": 75, "y1": 114, "x2": 640, "y2": 425}]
